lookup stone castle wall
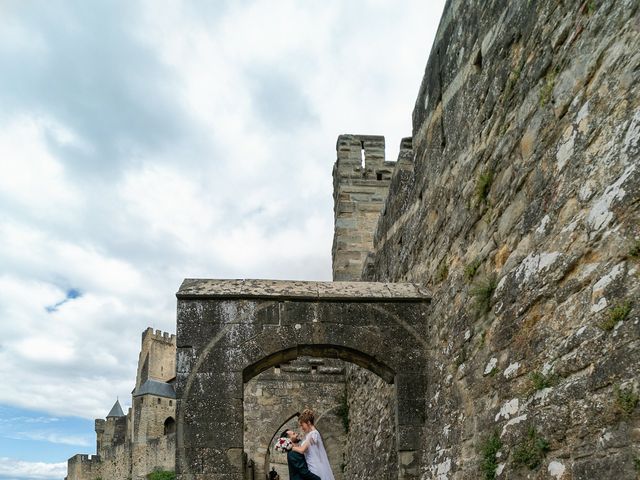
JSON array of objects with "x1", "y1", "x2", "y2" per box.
[
  {"x1": 342, "y1": 365, "x2": 397, "y2": 480},
  {"x1": 69, "y1": 329, "x2": 349, "y2": 480},
  {"x1": 340, "y1": 0, "x2": 639, "y2": 478},
  {"x1": 331, "y1": 134, "x2": 412, "y2": 480},
  {"x1": 67, "y1": 329, "x2": 177, "y2": 480}
]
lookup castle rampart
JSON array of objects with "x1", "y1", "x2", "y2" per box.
[
  {"x1": 67, "y1": 329, "x2": 177, "y2": 480},
  {"x1": 341, "y1": 0, "x2": 640, "y2": 478},
  {"x1": 332, "y1": 134, "x2": 408, "y2": 281}
]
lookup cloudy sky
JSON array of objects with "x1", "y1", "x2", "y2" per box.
[{"x1": 0, "y1": 0, "x2": 445, "y2": 478}]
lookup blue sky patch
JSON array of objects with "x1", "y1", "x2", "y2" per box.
[
  {"x1": 0, "y1": 404, "x2": 94, "y2": 463},
  {"x1": 45, "y1": 288, "x2": 82, "y2": 313}
]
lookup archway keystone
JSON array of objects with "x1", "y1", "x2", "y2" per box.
[{"x1": 175, "y1": 279, "x2": 431, "y2": 479}]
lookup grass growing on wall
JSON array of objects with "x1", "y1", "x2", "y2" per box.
[
  {"x1": 512, "y1": 426, "x2": 549, "y2": 470},
  {"x1": 471, "y1": 274, "x2": 497, "y2": 316},
  {"x1": 614, "y1": 385, "x2": 639, "y2": 418},
  {"x1": 147, "y1": 470, "x2": 176, "y2": 480},
  {"x1": 436, "y1": 263, "x2": 449, "y2": 283},
  {"x1": 479, "y1": 431, "x2": 502, "y2": 480},
  {"x1": 464, "y1": 258, "x2": 482, "y2": 282},
  {"x1": 539, "y1": 69, "x2": 557, "y2": 106},
  {"x1": 474, "y1": 170, "x2": 494, "y2": 206},
  {"x1": 600, "y1": 300, "x2": 632, "y2": 331},
  {"x1": 336, "y1": 389, "x2": 350, "y2": 433},
  {"x1": 529, "y1": 371, "x2": 556, "y2": 393}
]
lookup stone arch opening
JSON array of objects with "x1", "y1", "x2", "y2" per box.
[
  {"x1": 245, "y1": 352, "x2": 375, "y2": 480},
  {"x1": 163, "y1": 416, "x2": 176, "y2": 435},
  {"x1": 175, "y1": 279, "x2": 431, "y2": 480},
  {"x1": 243, "y1": 345, "x2": 395, "y2": 384}
]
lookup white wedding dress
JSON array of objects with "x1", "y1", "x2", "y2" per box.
[{"x1": 302, "y1": 429, "x2": 335, "y2": 480}]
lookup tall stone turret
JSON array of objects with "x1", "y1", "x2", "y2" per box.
[
  {"x1": 67, "y1": 328, "x2": 176, "y2": 480},
  {"x1": 135, "y1": 328, "x2": 176, "y2": 389},
  {"x1": 332, "y1": 134, "x2": 410, "y2": 280},
  {"x1": 131, "y1": 328, "x2": 176, "y2": 479}
]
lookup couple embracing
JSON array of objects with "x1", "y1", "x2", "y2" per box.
[{"x1": 275, "y1": 408, "x2": 335, "y2": 480}]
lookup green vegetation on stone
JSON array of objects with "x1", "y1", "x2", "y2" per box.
[
  {"x1": 539, "y1": 70, "x2": 556, "y2": 106},
  {"x1": 337, "y1": 389, "x2": 350, "y2": 433},
  {"x1": 529, "y1": 371, "x2": 555, "y2": 392},
  {"x1": 512, "y1": 426, "x2": 550, "y2": 470},
  {"x1": 471, "y1": 274, "x2": 497, "y2": 316},
  {"x1": 629, "y1": 240, "x2": 640, "y2": 259},
  {"x1": 504, "y1": 65, "x2": 522, "y2": 98},
  {"x1": 614, "y1": 384, "x2": 639, "y2": 417},
  {"x1": 479, "y1": 430, "x2": 502, "y2": 480},
  {"x1": 478, "y1": 331, "x2": 487, "y2": 349},
  {"x1": 436, "y1": 263, "x2": 449, "y2": 283},
  {"x1": 474, "y1": 169, "x2": 494, "y2": 206},
  {"x1": 600, "y1": 300, "x2": 632, "y2": 331},
  {"x1": 147, "y1": 470, "x2": 176, "y2": 480},
  {"x1": 464, "y1": 258, "x2": 482, "y2": 282}
]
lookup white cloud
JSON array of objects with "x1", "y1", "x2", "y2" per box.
[
  {"x1": 0, "y1": 458, "x2": 67, "y2": 480},
  {"x1": 0, "y1": 0, "x2": 446, "y2": 432},
  {"x1": 0, "y1": 116, "x2": 81, "y2": 218},
  {"x1": 7, "y1": 431, "x2": 92, "y2": 447}
]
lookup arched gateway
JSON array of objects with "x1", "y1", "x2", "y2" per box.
[{"x1": 175, "y1": 279, "x2": 431, "y2": 480}]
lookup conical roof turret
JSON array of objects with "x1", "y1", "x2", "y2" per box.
[{"x1": 106, "y1": 399, "x2": 125, "y2": 418}]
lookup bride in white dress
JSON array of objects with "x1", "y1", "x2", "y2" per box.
[{"x1": 291, "y1": 408, "x2": 335, "y2": 480}]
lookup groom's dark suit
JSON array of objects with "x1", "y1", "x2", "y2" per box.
[{"x1": 286, "y1": 450, "x2": 321, "y2": 480}]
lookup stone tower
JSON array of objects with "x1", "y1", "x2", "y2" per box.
[
  {"x1": 135, "y1": 328, "x2": 176, "y2": 389},
  {"x1": 67, "y1": 328, "x2": 177, "y2": 480},
  {"x1": 131, "y1": 329, "x2": 176, "y2": 478},
  {"x1": 332, "y1": 135, "x2": 409, "y2": 280}
]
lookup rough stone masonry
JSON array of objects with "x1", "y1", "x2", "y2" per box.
[{"x1": 334, "y1": 0, "x2": 640, "y2": 478}]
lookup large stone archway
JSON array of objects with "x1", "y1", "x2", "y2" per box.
[{"x1": 175, "y1": 279, "x2": 431, "y2": 480}]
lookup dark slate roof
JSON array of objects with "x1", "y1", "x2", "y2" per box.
[
  {"x1": 106, "y1": 399, "x2": 125, "y2": 418},
  {"x1": 132, "y1": 379, "x2": 176, "y2": 399}
]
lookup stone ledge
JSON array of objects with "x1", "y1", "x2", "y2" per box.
[{"x1": 176, "y1": 279, "x2": 431, "y2": 302}]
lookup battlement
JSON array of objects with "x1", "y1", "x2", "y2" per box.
[
  {"x1": 332, "y1": 134, "x2": 412, "y2": 281},
  {"x1": 334, "y1": 134, "x2": 396, "y2": 181},
  {"x1": 137, "y1": 327, "x2": 177, "y2": 388},
  {"x1": 398, "y1": 137, "x2": 413, "y2": 159},
  {"x1": 68, "y1": 454, "x2": 100, "y2": 465},
  {"x1": 142, "y1": 327, "x2": 176, "y2": 345}
]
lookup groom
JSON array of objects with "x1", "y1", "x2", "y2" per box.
[{"x1": 280, "y1": 429, "x2": 321, "y2": 480}]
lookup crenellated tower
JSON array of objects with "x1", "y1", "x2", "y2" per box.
[
  {"x1": 135, "y1": 328, "x2": 176, "y2": 389},
  {"x1": 332, "y1": 134, "x2": 411, "y2": 281},
  {"x1": 68, "y1": 328, "x2": 177, "y2": 480}
]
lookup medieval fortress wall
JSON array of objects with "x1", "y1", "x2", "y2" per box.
[
  {"x1": 67, "y1": 330, "x2": 347, "y2": 480},
  {"x1": 334, "y1": 0, "x2": 640, "y2": 478},
  {"x1": 67, "y1": 328, "x2": 178, "y2": 480}
]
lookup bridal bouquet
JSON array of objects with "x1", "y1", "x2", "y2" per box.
[{"x1": 274, "y1": 437, "x2": 292, "y2": 453}]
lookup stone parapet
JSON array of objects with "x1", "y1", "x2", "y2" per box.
[
  {"x1": 360, "y1": 0, "x2": 640, "y2": 478},
  {"x1": 332, "y1": 134, "x2": 399, "y2": 281}
]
